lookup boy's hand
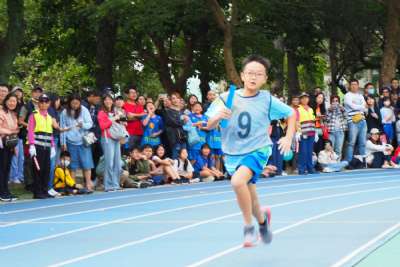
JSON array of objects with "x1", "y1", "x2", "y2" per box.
[
  {"x1": 278, "y1": 136, "x2": 292, "y2": 154},
  {"x1": 217, "y1": 107, "x2": 232, "y2": 120}
]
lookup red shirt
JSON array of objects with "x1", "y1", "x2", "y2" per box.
[{"x1": 123, "y1": 102, "x2": 144, "y2": 136}]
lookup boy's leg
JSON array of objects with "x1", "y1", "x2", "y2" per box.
[
  {"x1": 248, "y1": 183, "x2": 264, "y2": 223},
  {"x1": 230, "y1": 166, "x2": 253, "y2": 225}
]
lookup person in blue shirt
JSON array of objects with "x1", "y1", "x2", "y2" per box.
[
  {"x1": 206, "y1": 55, "x2": 296, "y2": 247},
  {"x1": 193, "y1": 144, "x2": 224, "y2": 182},
  {"x1": 141, "y1": 102, "x2": 164, "y2": 147},
  {"x1": 188, "y1": 102, "x2": 208, "y2": 161},
  {"x1": 206, "y1": 124, "x2": 223, "y2": 171}
]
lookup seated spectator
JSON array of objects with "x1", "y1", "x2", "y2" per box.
[
  {"x1": 141, "y1": 144, "x2": 165, "y2": 185},
  {"x1": 391, "y1": 146, "x2": 400, "y2": 166},
  {"x1": 396, "y1": 112, "x2": 400, "y2": 145},
  {"x1": 317, "y1": 140, "x2": 348, "y2": 172},
  {"x1": 53, "y1": 151, "x2": 91, "y2": 195},
  {"x1": 366, "y1": 128, "x2": 396, "y2": 168},
  {"x1": 96, "y1": 155, "x2": 144, "y2": 189},
  {"x1": 173, "y1": 148, "x2": 200, "y2": 183},
  {"x1": 126, "y1": 147, "x2": 153, "y2": 187},
  {"x1": 152, "y1": 144, "x2": 181, "y2": 184},
  {"x1": 193, "y1": 144, "x2": 224, "y2": 182}
]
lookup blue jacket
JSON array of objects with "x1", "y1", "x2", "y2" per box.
[{"x1": 60, "y1": 106, "x2": 93, "y2": 146}]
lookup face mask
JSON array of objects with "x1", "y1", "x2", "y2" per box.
[
  {"x1": 62, "y1": 160, "x2": 70, "y2": 167},
  {"x1": 367, "y1": 88, "x2": 375, "y2": 95}
]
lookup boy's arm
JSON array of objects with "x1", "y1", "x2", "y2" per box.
[{"x1": 278, "y1": 112, "x2": 296, "y2": 153}]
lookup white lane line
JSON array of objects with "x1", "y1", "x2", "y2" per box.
[
  {"x1": 2, "y1": 170, "x2": 396, "y2": 215},
  {"x1": 185, "y1": 197, "x2": 400, "y2": 267},
  {"x1": 3, "y1": 184, "x2": 400, "y2": 251},
  {"x1": 329, "y1": 222, "x2": 400, "y2": 267},
  {"x1": 5, "y1": 220, "x2": 396, "y2": 225},
  {"x1": 49, "y1": 196, "x2": 400, "y2": 267},
  {"x1": 2, "y1": 177, "x2": 399, "y2": 228}
]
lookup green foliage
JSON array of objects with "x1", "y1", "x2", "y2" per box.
[{"x1": 9, "y1": 47, "x2": 94, "y2": 97}]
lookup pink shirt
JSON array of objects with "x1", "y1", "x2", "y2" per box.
[{"x1": 0, "y1": 109, "x2": 18, "y2": 137}]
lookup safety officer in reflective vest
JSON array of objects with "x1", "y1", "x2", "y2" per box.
[
  {"x1": 297, "y1": 92, "x2": 318, "y2": 175},
  {"x1": 27, "y1": 94, "x2": 58, "y2": 199}
]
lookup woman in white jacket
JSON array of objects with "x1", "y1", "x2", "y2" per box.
[{"x1": 366, "y1": 128, "x2": 396, "y2": 168}]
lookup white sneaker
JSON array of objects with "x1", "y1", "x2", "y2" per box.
[
  {"x1": 323, "y1": 167, "x2": 334, "y2": 173},
  {"x1": 48, "y1": 188, "x2": 61, "y2": 197},
  {"x1": 190, "y1": 178, "x2": 200, "y2": 183},
  {"x1": 281, "y1": 171, "x2": 288, "y2": 176},
  {"x1": 394, "y1": 164, "x2": 400, "y2": 169},
  {"x1": 202, "y1": 176, "x2": 215, "y2": 182}
]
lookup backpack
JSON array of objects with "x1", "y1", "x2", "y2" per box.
[{"x1": 108, "y1": 122, "x2": 129, "y2": 141}]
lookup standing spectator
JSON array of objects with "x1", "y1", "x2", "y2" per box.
[
  {"x1": 344, "y1": 79, "x2": 367, "y2": 163},
  {"x1": 8, "y1": 86, "x2": 25, "y2": 184},
  {"x1": 363, "y1": 82, "x2": 377, "y2": 100},
  {"x1": 378, "y1": 87, "x2": 391, "y2": 108},
  {"x1": 203, "y1": 90, "x2": 216, "y2": 113},
  {"x1": 28, "y1": 94, "x2": 58, "y2": 199},
  {"x1": 83, "y1": 90, "x2": 102, "y2": 183},
  {"x1": 267, "y1": 120, "x2": 285, "y2": 176},
  {"x1": 297, "y1": 93, "x2": 317, "y2": 175},
  {"x1": 163, "y1": 92, "x2": 189, "y2": 159},
  {"x1": 366, "y1": 95, "x2": 382, "y2": 131},
  {"x1": 47, "y1": 94, "x2": 64, "y2": 197},
  {"x1": 390, "y1": 92, "x2": 400, "y2": 114},
  {"x1": 97, "y1": 94, "x2": 122, "y2": 191},
  {"x1": 380, "y1": 97, "x2": 395, "y2": 144},
  {"x1": 137, "y1": 95, "x2": 146, "y2": 108},
  {"x1": 311, "y1": 92, "x2": 327, "y2": 154},
  {"x1": 187, "y1": 94, "x2": 199, "y2": 113},
  {"x1": 141, "y1": 102, "x2": 163, "y2": 147},
  {"x1": 0, "y1": 93, "x2": 20, "y2": 201},
  {"x1": 123, "y1": 87, "x2": 145, "y2": 150},
  {"x1": 206, "y1": 122, "x2": 223, "y2": 172},
  {"x1": 188, "y1": 102, "x2": 208, "y2": 161},
  {"x1": 317, "y1": 140, "x2": 348, "y2": 172},
  {"x1": 0, "y1": 83, "x2": 9, "y2": 107},
  {"x1": 325, "y1": 95, "x2": 347, "y2": 157},
  {"x1": 60, "y1": 94, "x2": 94, "y2": 191},
  {"x1": 366, "y1": 128, "x2": 396, "y2": 168},
  {"x1": 390, "y1": 78, "x2": 400, "y2": 95}
]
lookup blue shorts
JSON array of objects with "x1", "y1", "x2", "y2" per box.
[
  {"x1": 224, "y1": 146, "x2": 272, "y2": 184},
  {"x1": 67, "y1": 143, "x2": 94, "y2": 171},
  {"x1": 211, "y1": 148, "x2": 223, "y2": 156}
]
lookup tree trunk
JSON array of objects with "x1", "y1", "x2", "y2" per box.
[
  {"x1": 151, "y1": 36, "x2": 194, "y2": 96},
  {"x1": 0, "y1": 0, "x2": 25, "y2": 83},
  {"x1": 379, "y1": 0, "x2": 400, "y2": 87},
  {"x1": 271, "y1": 52, "x2": 284, "y2": 95},
  {"x1": 95, "y1": 3, "x2": 118, "y2": 91},
  {"x1": 287, "y1": 50, "x2": 301, "y2": 96},
  {"x1": 329, "y1": 38, "x2": 338, "y2": 95},
  {"x1": 207, "y1": 0, "x2": 242, "y2": 87}
]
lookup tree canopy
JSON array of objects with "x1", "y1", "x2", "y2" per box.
[{"x1": 0, "y1": 0, "x2": 397, "y2": 98}]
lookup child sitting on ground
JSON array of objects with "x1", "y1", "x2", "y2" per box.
[
  {"x1": 126, "y1": 147, "x2": 153, "y2": 187},
  {"x1": 53, "y1": 151, "x2": 91, "y2": 195},
  {"x1": 173, "y1": 148, "x2": 200, "y2": 183},
  {"x1": 193, "y1": 144, "x2": 224, "y2": 182}
]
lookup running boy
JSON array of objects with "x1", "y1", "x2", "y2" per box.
[{"x1": 206, "y1": 55, "x2": 295, "y2": 247}]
